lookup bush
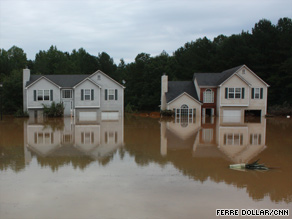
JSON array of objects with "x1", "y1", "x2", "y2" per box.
[
  {"x1": 125, "y1": 103, "x2": 137, "y2": 113},
  {"x1": 43, "y1": 102, "x2": 64, "y2": 117},
  {"x1": 14, "y1": 109, "x2": 29, "y2": 117},
  {"x1": 160, "y1": 110, "x2": 174, "y2": 117}
]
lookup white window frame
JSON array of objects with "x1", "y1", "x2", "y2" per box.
[
  {"x1": 37, "y1": 89, "x2": 50, "y2": 101},
  {"x1": 203, "y1": 89, "x2": 214, "y2": 103},
  {"x1": 84, "y1": 89, "x2": 91, "y2": 100},
  {"x1": 108, "y1": 89, "x2": 115, "y2": 100},
  {"x1": 228, "y1": 88, "x2": 241, "y2": 99},
  {"x1": 224, "y1": 133, "x2": 243, "y2": 146},
  {"x1": 254, "y1": 88, "x2": 260, "y2": 99},
  {"x1": 62, "y1": 89, "x2": 72, "y2": 99}
]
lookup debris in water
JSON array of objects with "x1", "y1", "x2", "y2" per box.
[{"x1": 229, "y1": 159, "x2": 269, "y2": 170}]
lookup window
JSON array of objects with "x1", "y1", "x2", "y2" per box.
[
  {"x1": 108, "y1": 89, "x2": 115, "y2": 100},
  {"x1": 62, "y1": 90, "x2": 72, "y2": 99},
  {"x1": 203, "y1": 89, "x2": 214, "y2": 103},
  {"x1": 44, "y1": 90, "x2": 50, "y2": 100},
  {"x1": 252, "y1": 88, "x2": 263, "y2": 99},
  {"x1": 81, "y1": 89, "x2": 94, "y2": 101},
  {"x1": 181, "y1": 104, "x2": 189, "y2": 116},
  {"x1": 224, "y1": 133, "x2": 243, "y2": 146},
  {"x1": 35, "y1": 89, "x2": 52, "y2": 101},
  {"x1": 254, "y1": 88, "x2": 260, "y2": 99},
  {"x1": 81, "y1": 132, "x2": 94, "y2": 144},
  {"x1": 250, "y1": 134, "x2": 261, "y2": 145},
  {"x1": 37, "y1": 90, "x2": 43, "y2": 101},
  {"x1": 105, "y1": 89, "x2": 118, "y2": 100},
  {"x1": 84, "y1": 89, "x2": 91, "y2": 100},
  {"x1": 226, "y1": 88, "x2": 243, "y2": 99}
]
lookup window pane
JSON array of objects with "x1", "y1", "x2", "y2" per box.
[
  {"x1": 255, "y1": 88, "x2": 260, "y2": 99},
  {"x1": 109, "y1": 89, "x2": 114, "y2": 100},
  {"x1": 37, "y1": 90, "x2": 43, "y2": 100},
  {"x1": 44, "y1": 90, "x2": 50, "y2": 100},
  {"x1": 235, "y1": 88, "x2": 241, "y2": 98},
  {"x1": 85, "y1": 89, "x2": 90, "y2": 100}
]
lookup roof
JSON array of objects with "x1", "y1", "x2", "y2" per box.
[
  {"x1": 165, "y1": 81, "x2": 199, "y2": 103},
  {"x1": 26, "y1": 74, "x2": 90, "y2": 88},
  {"x1": 193, "y1": 65, "x2": 244, "y2": 86}
]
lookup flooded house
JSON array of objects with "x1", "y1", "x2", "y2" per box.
[
  {"x1": 23, "y1": 68, "x2": 125, "y2": 121},
  {"x1": 160, "y1": 65, "x2": 269, "y2": 120}
]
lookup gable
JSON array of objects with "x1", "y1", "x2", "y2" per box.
[
  {"x1": 89, "y1": 70, "x2": 125, "y2": 89},
  {"x1": 26, "y1": 76, "x2": 60, "y2": 90},
  {"x1": 237, "y1": 66, "x2": 270, "y2": 87},
  {"x1": 220, "y1": 73, "x2": 251, "y2": 87},
  {"x1": 73, "y1": 77, "x2": 101, "y2": 89},
  {"x1": 168, "y1": 92, "x2": 202, "y2": 106}
]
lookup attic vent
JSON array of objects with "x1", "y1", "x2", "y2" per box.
[
  {"x1": 97, "y1": 75, "x2": 101, "y2": 80},
  {"x1": 242, "y1": 69, "x2": 245, "y2": 74}
]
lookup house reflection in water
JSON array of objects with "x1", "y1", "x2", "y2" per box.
[
  {"x1": 24, "y1": 114, "x2": 124, "y2": 165},
  {"x1": 160, "y1": 115, "x2": 267, "y2": 164}
]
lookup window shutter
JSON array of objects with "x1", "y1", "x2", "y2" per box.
[
  {"x1": 115, "y1": 89, "x2": 118, "y2": 100},
  {"x1": 50, "y1": 90, "x2": 53, "y2": 101},
  {"x1": 81, "y1": 89, "x2": 84, "y2": 100},
  {"x1": 105, "y1": 89, "x2": 108, "y2": 100},
  {"x1": 91, "y1": 89, "x2": 94, "y2": 100},
  {"x1": 260, "y1": 88, "x2": 263, "y2": 99},
  {"x1": 34, "y1": 90, "x2": 36, "y2": 101},
  {"x1": 242, "y1": 88, "x2": 245, "y2": 99},
  {"x1": 251, "y1": 88, "x2": 254, "y2": 99},
  {"x1": 225, "y1": 88, "x2": 228, "y2": 99}
]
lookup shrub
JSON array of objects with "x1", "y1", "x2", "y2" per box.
[
  {"x1": 14, "y1": 109, "x2": 29, "y2": 117},
  {"x1": 160, "y1": 110, "x2": 174, "y2": 117},
  {"x1": 43, "y1": 102, "x2": 64, "y2": 117}
]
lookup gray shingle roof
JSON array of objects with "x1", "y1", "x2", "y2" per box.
[
  {"x1": 193, "y1": 65, "x2": 244, "y2": 86},
  {"x1": 165, "y1": 81, "x2": 199, "y2": 103},
  {"x1": 26, "y1": 74, "x2": 90, "y2": 88}
]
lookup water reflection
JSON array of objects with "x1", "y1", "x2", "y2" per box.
[
  {"x1": 24, "y1": 117, "x2": 124, "y2": 170},
  {"x1": 161, "y1": 116, "x2": 267, "y2": 164},
  {"x1": 1, "y1": 115, "x2": 291, "y2": 205}
]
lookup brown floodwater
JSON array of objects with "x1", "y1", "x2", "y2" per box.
[{"x1": 0, "y1": 115, "x2": 291, "y2": 218}]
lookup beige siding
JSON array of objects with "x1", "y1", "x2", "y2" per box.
[
  {"x1": 220, "y1": 75, "x2": 249, "y2": 106},
  {"x1": 167, "y1": 94, "x2": 201, "y2": 117}
]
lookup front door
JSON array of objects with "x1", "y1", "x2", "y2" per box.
[{"x1": 63, "y1": 101, "x2": 72, "y2": 117}]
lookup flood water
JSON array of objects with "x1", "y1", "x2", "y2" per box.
[{"x1": 0, "y1": 115, "x2": 291, "y2": 218}]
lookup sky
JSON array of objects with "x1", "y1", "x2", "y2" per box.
[{"x1": 0, "y1": 0, "x2": 291, "y2": 63}]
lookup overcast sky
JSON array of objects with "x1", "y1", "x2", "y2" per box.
[{"x1": 0, "y1": 0, "x2": 291, "y2": 63}]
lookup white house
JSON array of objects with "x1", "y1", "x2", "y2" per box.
[
  {"x1": 23, "y1": 68, "x2": 125, "y2": 121},
  {"x1": 161, "y1": 65, "x2": 269, "y2": 120}
]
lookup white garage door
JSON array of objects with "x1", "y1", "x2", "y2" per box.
[
  {"x1": 79, "y1": 112, "x2": 97, "y2": 121},
  {"x1": 101, "y1": 112, "x2": 119, "y2": 121},
  {"x1": 223, "y1": 110, "x2": 241, "y2": 123}
]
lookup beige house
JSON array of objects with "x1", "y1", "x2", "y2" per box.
[{"x1": 161, "y1": 65, "x2": 269, "y2": 120}]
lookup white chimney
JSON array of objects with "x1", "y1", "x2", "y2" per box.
[
  {"x1": 23, "y1": 68, "x2": 30, "y2": 112},
  {"x1": 161, "y1": 74, "x2": 168, "y2": 110}
]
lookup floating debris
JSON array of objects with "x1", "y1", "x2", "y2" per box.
[{"x1": 229, "y1": 159, "x2": 269, "y2": 170}]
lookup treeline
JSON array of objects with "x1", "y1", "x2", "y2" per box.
[{"x1": 0, "y1": 17, "x2": 291, "y2": 114}]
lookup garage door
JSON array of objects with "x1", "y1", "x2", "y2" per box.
[
  {"x1": 79, "y1": 112, "x2": 97, "y2": 121},
  {"x1": 223, "y1": 110, "x2": 241, "y2": 123},
  {"x1": 101, "y1": 112, "x2": 119, "y2": 121}
]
